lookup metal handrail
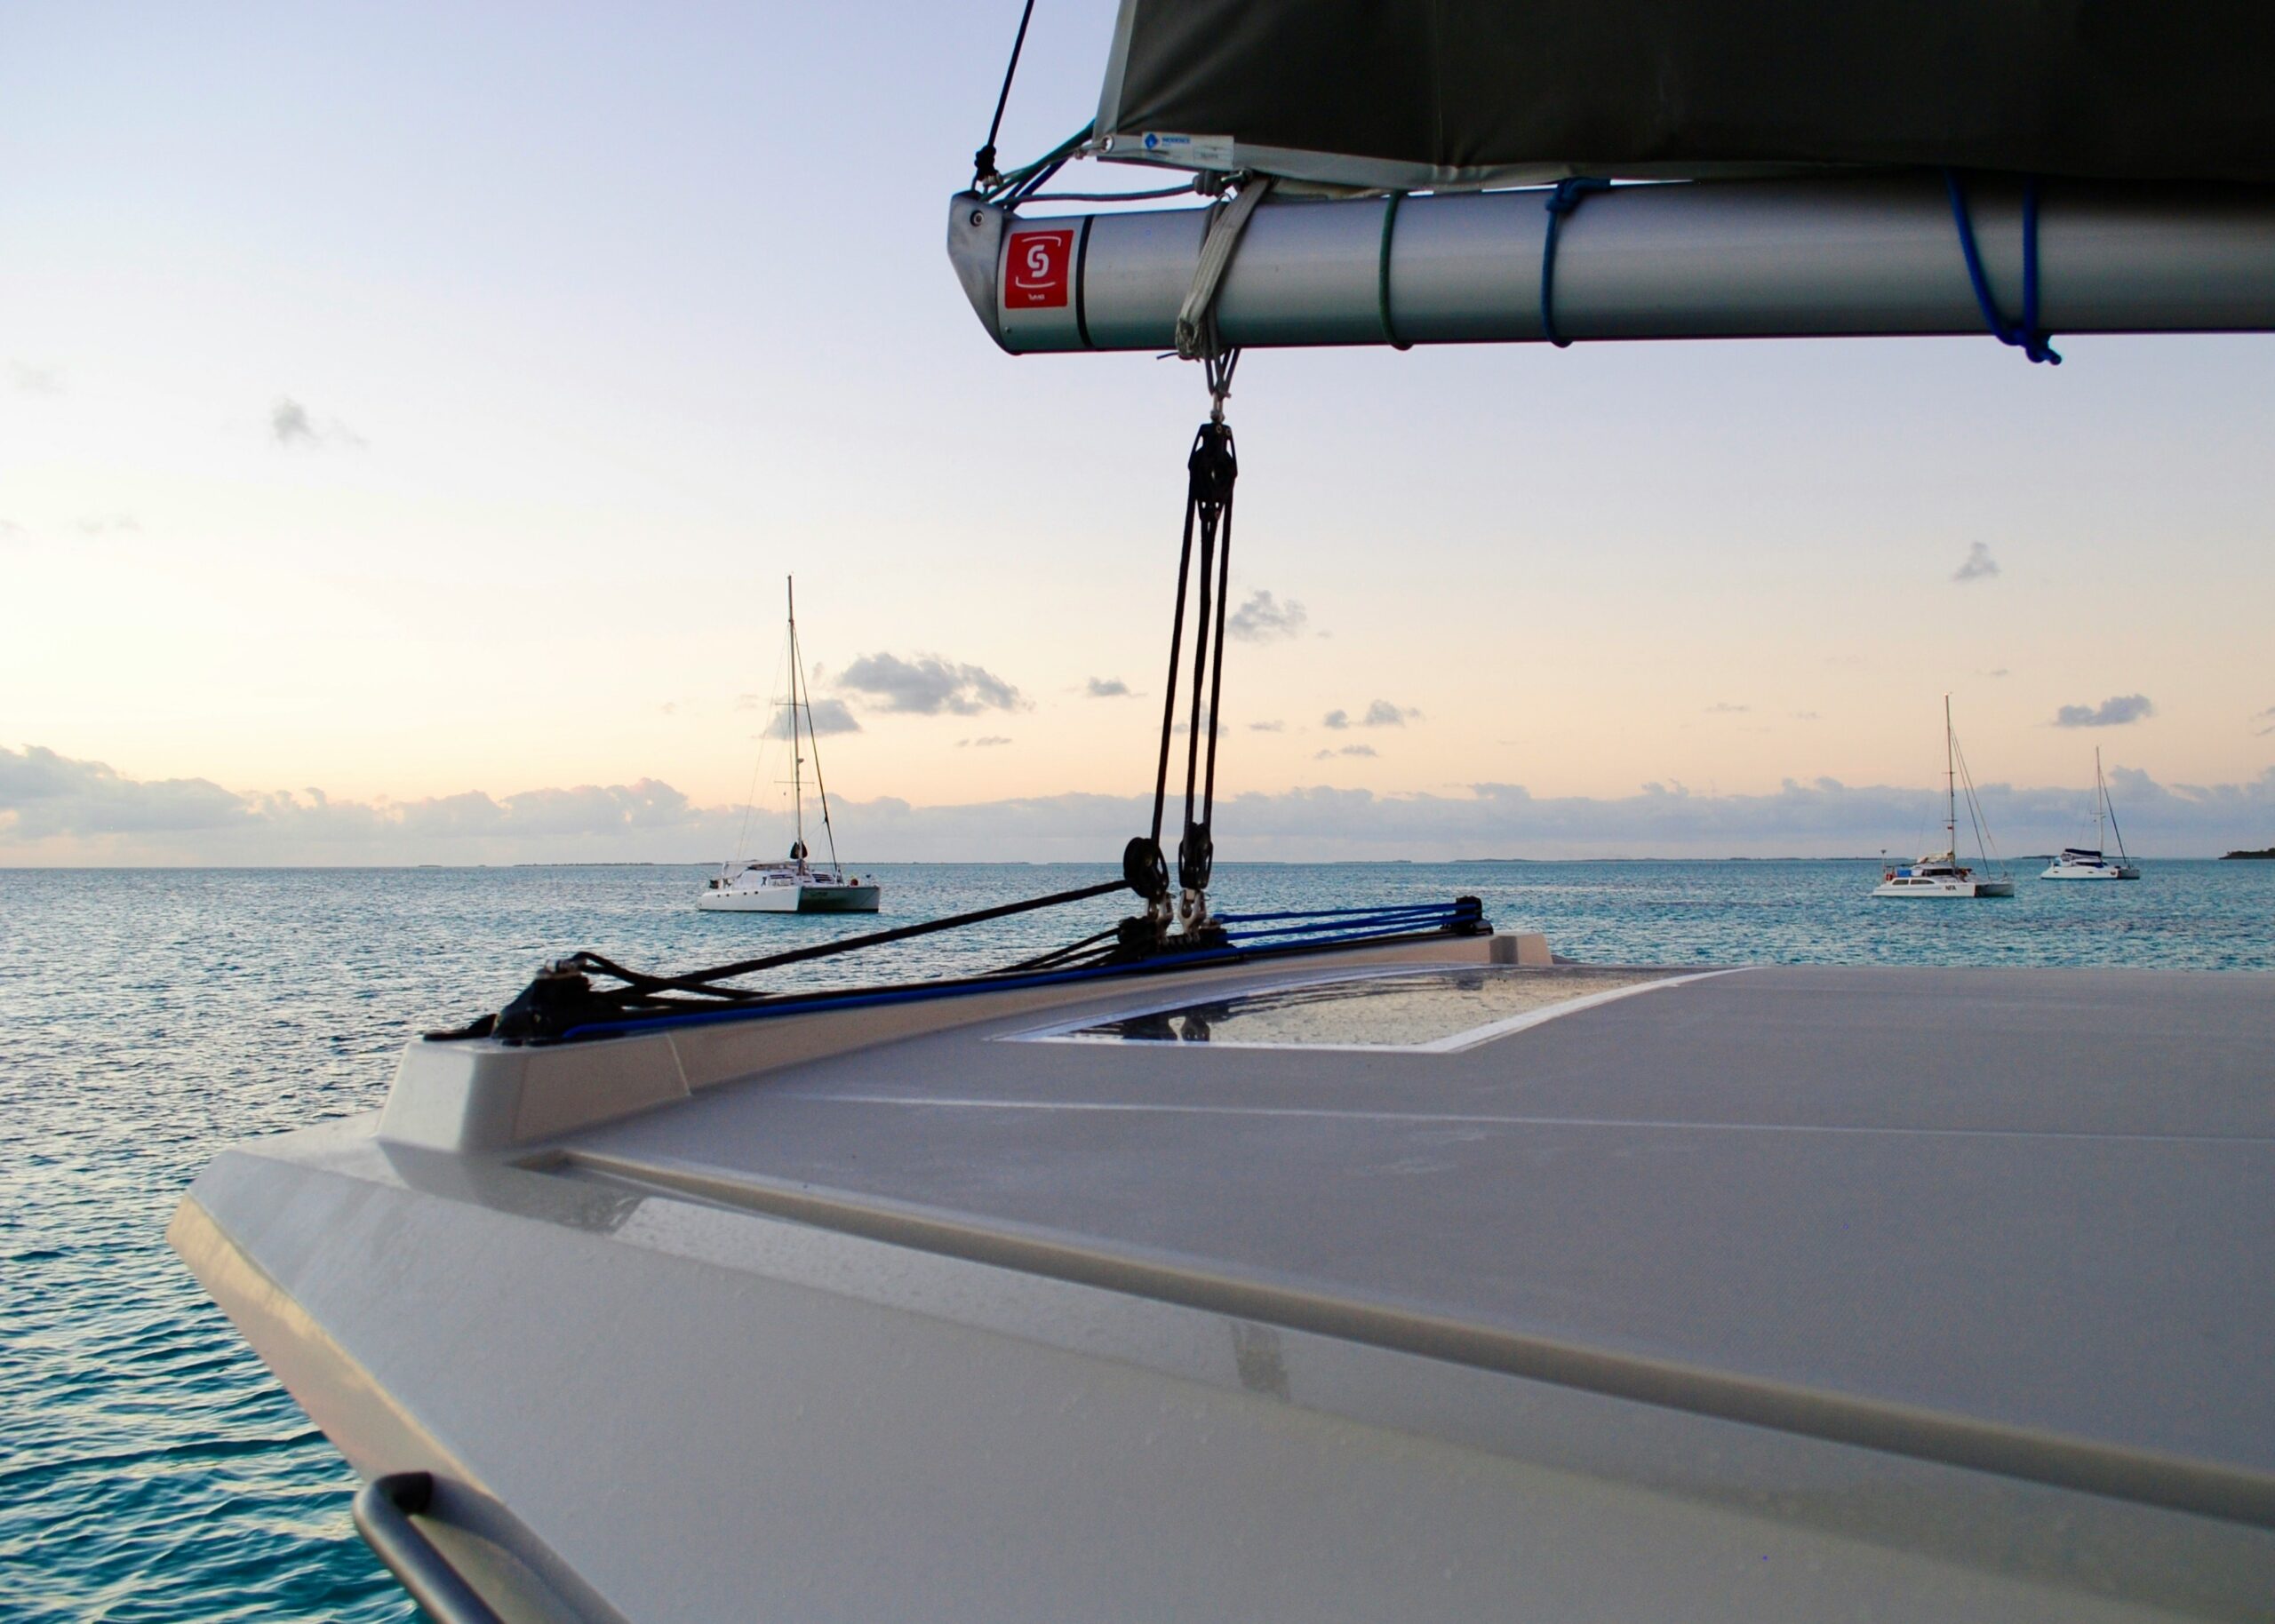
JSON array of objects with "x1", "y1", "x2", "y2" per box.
[{"x1": 351, "y1": 1471, "x2": 507, "y2": 1624}]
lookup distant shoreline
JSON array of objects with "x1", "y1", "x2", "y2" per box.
[
  {"x1": 2221, "y1": 847, "x2": 2275, "y2": 860},
  {"x1": 6, "y1": 855, "x2": 2255, "y2": 872}
]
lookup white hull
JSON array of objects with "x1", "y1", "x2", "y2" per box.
[
  {"x1": 172, "y1": 948, "x2": 2275, "y2": 1621},
  {"x1": 2041, "y1": 864, "x2": 2140, "y2": 881},
  {"x1": 1872, "y1": 876, "x2": 2016, "y2": 899},
  {"x1": 698, "y1": 881, "x2": 881, "y2": 913}
]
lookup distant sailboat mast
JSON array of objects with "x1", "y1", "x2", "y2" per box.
[
  {"x1": 785, "y1": 575, "x2": 846, "y2": 875},
  {"x1": 1945, "y1": 693, "x2": 1958, "y2": 859},
  {"x1": 2094, "y1": 745, "x2": 2107, "y2": 855},
  {"x1": 2095, "y1": 747, "x2": 2135, "y2": 864},
  {"x1": 786, "y1": 578, "x2": 806, "y2": 864}
]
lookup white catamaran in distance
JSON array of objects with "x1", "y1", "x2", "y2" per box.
[
  {"x1": 2042, "y1": 748, "x2": 2141, "y2": 880},
  {"x1": 700, "y1": 578, "x2": 879, "y2": 913},
  {"x1": 1875, "y1": 697, "x2": 2016, "y2": 898}
]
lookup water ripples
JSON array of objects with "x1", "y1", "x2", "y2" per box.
[{"x1": 3, "y1": 859, "x2": 2267, "y2": 1620}]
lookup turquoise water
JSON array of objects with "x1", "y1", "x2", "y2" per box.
[{"x1": 3, "y1": 858, "x2": 2270, "y2": 1620}]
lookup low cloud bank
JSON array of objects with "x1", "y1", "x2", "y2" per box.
[{"x1": 4, "y1": 745, "x2": 2271, "y2": 864}]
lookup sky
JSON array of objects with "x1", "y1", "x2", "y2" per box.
[{"x1": 4, "y1": 1, "x2": 2272, "y2": 863}]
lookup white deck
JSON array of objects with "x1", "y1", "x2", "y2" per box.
[{"x1": 173, "y1": 943, "x2": 2275, "y2": 1621}]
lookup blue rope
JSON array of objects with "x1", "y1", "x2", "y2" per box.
[
  {"x1": 1214, "y1": 902, "x2": 1462, "y2": 926},
  {"x1": 1226, "y1": 917, "x2": 1457, "y2": 945},
  {"x1": 1943, "y1": 171, "x2": 2062, "y2": 365},
  {"x1": 1540, "y1": 177, "x2": 1611, "y2": 349},
  {"x1": 558, "y1": 912, "x2": 1486, "y2": 1043},
  {"x1": 1223, "y1": 921, "x2": 1471, "y2": 953},
  {"x1": 1377, "y1": 190, "x2": 1411, "y2": 350}
]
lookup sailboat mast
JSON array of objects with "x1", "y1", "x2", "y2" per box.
[
  {"x1": 2095, "y1": 746, "x2": 2106, "y2": 851},
  {"x1": 786, "y1": 576, "x2": 805, "y2": 859},
  {"x1": 1944, "y1": 695, "x2": 1957, "y2": 856}
]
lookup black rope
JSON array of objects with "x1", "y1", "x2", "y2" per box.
[
  {"x1": 981, "y1": 123, "x2": 1092, "y2": 205},
  {"x1": 1183, "y1": 421, "x2": 1236, "y2": 894},
  {"x1": 457, "y1": 894, "x2": 1489, "y2": 1047},
  {"x1": 1130, "y1": 410, "x2": 1238, "y2": 904},
  {"x1": 973, "y1": 0, "x2": 1039, "y2": 188},
  {"x1": 1001, "y1": 156, "x2": 1070, "y2": 206},
  {"x1": 578, "y1": 877, "x2": 1127, "y2": 997},
  {"x1": 459, "y1": 876, "x2": 1135, "y2": 1043},
  {"x1": 993, "y1": 926, "x2": 1122, "y2": 975}
]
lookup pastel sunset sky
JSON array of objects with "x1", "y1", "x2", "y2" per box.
[{"x1": 4, "y1": 2, "x2": 2271, "y2": 862}]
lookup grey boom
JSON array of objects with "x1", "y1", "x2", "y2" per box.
[{"x1": 949, "y1": 176, "x2": 2275, "y2": 355}]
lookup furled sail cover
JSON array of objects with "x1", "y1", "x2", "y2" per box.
[{"x1": 1094, "y1": 0, "x2": 2275, "y2": 188}]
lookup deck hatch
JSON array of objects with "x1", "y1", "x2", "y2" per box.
[{"x1": 1008, "y1": 965, "x2": 1723, "y2": 1053}]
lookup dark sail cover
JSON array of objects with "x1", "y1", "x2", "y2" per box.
[{"x1": 1095, "y1": 0, "x2": 2275, "y2": 187}]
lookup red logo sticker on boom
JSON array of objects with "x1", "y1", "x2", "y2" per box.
[{"x1": 1004, "y1": 229, "x2": 1075, "y2": 309}]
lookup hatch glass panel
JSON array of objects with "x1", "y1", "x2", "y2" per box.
[{"x1": 1011, "y1": 965, "x2": 1716, "y2": 1053}]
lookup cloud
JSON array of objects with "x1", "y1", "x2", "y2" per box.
[
  {"x1": 1, "y1": 744, "x2": 709, "y2": 856},
  {"x1": 11, "y1": 744, "x2": 2275, "y2": 862},
  {"x1": 1362, "y1": 700, "x2": 1419, "y2": 728},
  {"x1": 0, "y1": 520, "x2": 25, "y2": 545},
  {"x1": 1952, "y1": 541, "x2": 2000, "y2": 583},
  {"x1": 837, "y1": 652, "x2": 1023, "y2": 715},
  {"x1": 2254, "y1": 706, "x2": 2275, "y2": 738},
  {"x1": 74, "y1": 514, "x2": 140, "y2": 536},
  {"x1": 1314, "y1": 744, "x2": 1379, "y2": 760},
  {"x1": 958, "y1": 736, "x2": 1012, "y2": 748},
  {"x1": 271, "y1": 398, "x2": 316, "y2": 443},
  {"x1": 1981, "y1": 668, "x2": 2011, "y2": 679},
  {"x1": 389, "y1": 779, "x2": 698, "y2": 840},
  {"x1": 2054, "y1": 694, "x2": 2155, "y2": 728},
  {"x1": 271, "y1": 396, "x2": 367, "y2": 450},
  {"x1": 1704, "y1": 702, "x2": 1751, "y2": 715},
  {"x1": 0, "y1": 745, "x2": 250, "y2": 837},
  {"x1": 9, "y1": 361, "x2": 62, "y2": 394},
  {"x1": 1322, "y1": 709, "x2": 1348, "y2": 730},
  {"x1": 1792, "y1": 711, "x2": 1821, "y2": 722},
  {"x1": 762, "y1": 697, "x2": 861, "y2": 738},
  {"x1": 1085, "y1": 676, "x2": 1132, "y2": 698},
  {"x1": 1227, "y1": 591, "x2": 1308, "y2": 643},
  {"x1": 1248, "y1": 720, "x2": 1285, "y2": 732}
]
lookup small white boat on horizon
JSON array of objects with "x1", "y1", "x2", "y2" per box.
[
  {"x1": 700, "y1": 578, "x2": 881, "y2": 915},
  {"x1": 2042, "y1": 749, "x2": 2141, "y2": 880},
  {"x1": 1874, "y1": 697, "x2": 2016, "y2": 899}
]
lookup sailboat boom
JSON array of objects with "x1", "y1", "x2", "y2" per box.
[{"x1": 952, "y1": 174, "x2": 2275, "y2": 354}]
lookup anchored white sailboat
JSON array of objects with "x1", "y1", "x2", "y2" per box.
[
  {"x1": 1874, "y1": 698, "x2": 2015, "y2": 898},
  {"x1": 700, "y1": 578, "x2": 880, "y2": 914},
  {"x1": 2043, "y1": 749, "x2": 2141, "y2": 880}
]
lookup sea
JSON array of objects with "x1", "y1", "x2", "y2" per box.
[{"x1": 4, "y1": 857, "x2": 2270, "y2": 1620}]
